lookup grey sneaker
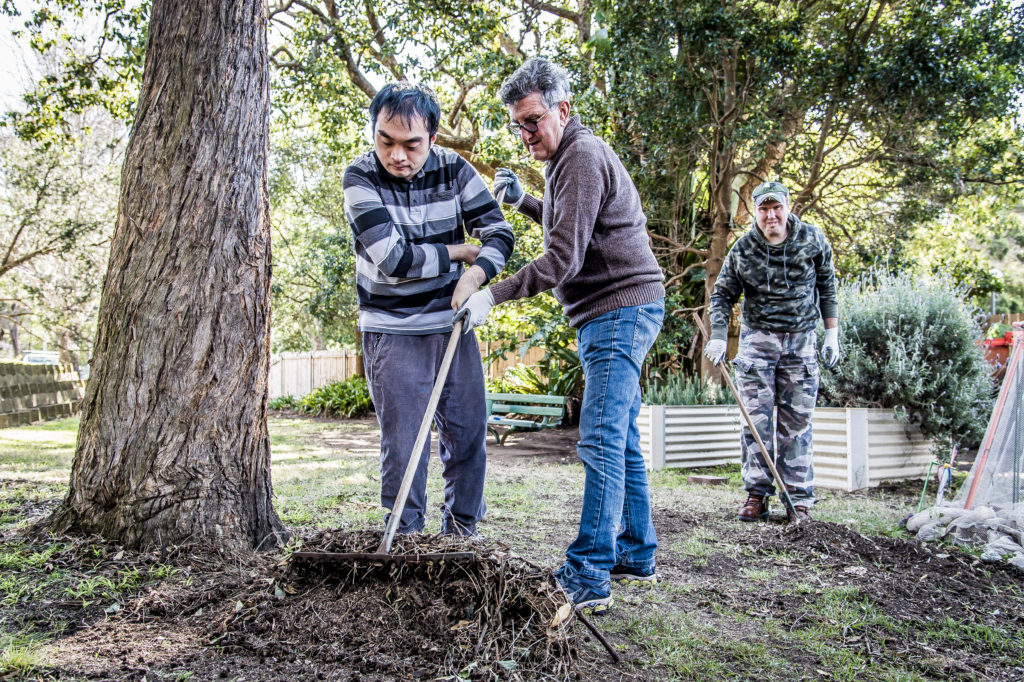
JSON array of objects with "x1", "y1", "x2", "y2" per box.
[{"x1": 610, "y1": 564, "x2": 657, "y2": 586}]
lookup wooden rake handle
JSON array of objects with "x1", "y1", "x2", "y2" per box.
[
  {"x1": 692, "y1": 313, "x2": 798, "y2": 518},
  {"x1": 378, "y1": 318, "x2": 465, "y2": 553}
]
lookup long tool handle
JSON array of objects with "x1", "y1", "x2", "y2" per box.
[
  {"x1": 496, "y1": 186, "x2": 506, "y2": 206},
  {"x1": 378, "y1": 319, "x2": 464, "y2": 553},
  {"x1": 692, "y1": 313, "x2": 798, "y2": 519}
]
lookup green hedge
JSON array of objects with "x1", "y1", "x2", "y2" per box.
[
  {"x1": 300, "y1": 376, "x2": 373, "y2": 418},
  {"x1": 267, "y1": 395, "x2": 300, "y2": 411}
]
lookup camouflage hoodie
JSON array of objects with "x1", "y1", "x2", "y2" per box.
[{"x1": 709, "y1": 213, "x2": 838, "y2": 342}]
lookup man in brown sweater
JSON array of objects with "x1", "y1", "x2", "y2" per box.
[{"x1": 453, "y1": 57, "x2": 665, "y2": 613}]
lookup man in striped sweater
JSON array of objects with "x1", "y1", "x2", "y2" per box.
[{"x1": 342, "y1": 83, "x2": 514, "y2": 536}]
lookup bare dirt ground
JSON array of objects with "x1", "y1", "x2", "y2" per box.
[{"x1": 6, "y1": 420, "x2": 1024, "y2": 681}]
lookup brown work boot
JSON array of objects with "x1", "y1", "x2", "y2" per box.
[
  {"x1": 788, "y1": 505, "x2": 811, "y2": 523},
  {"x1": 737, "y1": 494, "x2": 769, "y2": 522}
]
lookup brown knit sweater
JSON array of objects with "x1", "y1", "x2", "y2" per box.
[{"x1": 490, "y1": 116, "x2": 664, "y2": 327}]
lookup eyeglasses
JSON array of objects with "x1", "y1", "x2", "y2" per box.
[{"x1": 506, "y1": 105, "x2": 556, "y2": 135}]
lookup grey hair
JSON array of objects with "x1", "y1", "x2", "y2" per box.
[{"x1": 498, "y1": 57, "x2": 572, "y2": 108}]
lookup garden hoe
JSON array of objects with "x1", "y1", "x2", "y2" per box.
[
  {"x1": 692, "y1": 313, "x2": 800, "y2": 522},
  {"x1": 292, "y1": 314, "x2": 476, "y2": 567}
]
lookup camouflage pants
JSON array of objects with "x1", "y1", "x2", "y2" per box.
[{"x1": 733, "y1": 326, "x2": 818, "y2": 505}]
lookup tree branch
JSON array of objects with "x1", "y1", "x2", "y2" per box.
[
  {"x1": 363, "y1": 0, "x2": 405, "y2": 81},
  {"x1": 270, "y1": 0, "x2": 331, "y2": 23},
  {"x1": 665, "y1": 261, "x2": 704, "y2": 288},
  {"x1": 523, "y1": 0, "x2": 580, "y2": 23},
  {"x1": 651, "y1": 232, "x2": 709, "y2": 257},
  {"x1": 0, "y1": 246, "x2": 57, "y2": 279}
]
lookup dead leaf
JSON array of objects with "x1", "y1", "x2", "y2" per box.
[{"x1": 548, "y1": 602, "x2": 572, "y2": 629}]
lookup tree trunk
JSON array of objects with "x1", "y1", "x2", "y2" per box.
[
  {"x1": 700, "y1": 125, "x2": 737, "y2": 381},
  {"x1": 700, "y1": 190, "x2": 734, "y2": 381},
  {"x1": 49, "y1": 0, "x2": 286, "y2": 550}
]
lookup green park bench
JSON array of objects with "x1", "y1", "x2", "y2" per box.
[{"x1": 485, "y1": 392, "x2": 568, "y2": 446}]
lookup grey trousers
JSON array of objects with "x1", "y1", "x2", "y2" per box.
[{"x1": 362, "y1": 329, "x2": 488, "y2": 534}]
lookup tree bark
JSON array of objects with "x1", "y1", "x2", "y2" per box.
[
  {"x1": 48, "y1": 0, "x2": 286, "y2": 550},
  {"x1": 700, "y1": 161, "x2": 735, "y2": 381}
]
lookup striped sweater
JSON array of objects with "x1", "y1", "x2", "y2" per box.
[{"x1": 343, "y1": 146, "x2": 514, "y2": 335}]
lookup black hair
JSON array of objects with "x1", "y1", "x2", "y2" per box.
[{"x1": 369, "y1": 82, "x2": 441, "y2": 137}]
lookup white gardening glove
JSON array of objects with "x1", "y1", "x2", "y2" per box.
[
  {"x1": 455, "y1": 288, "x2": 494, "y2": 334},
  {"x1": 821, "y1": 327, "x2": 840, "y2": 369},
  {"x1": 703, "y1": 339, "x2": 727, "y2": 366}
]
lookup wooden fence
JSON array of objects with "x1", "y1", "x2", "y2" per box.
[
  {"x1": 0, "y1": 362, "x2": 85, "y2": 427},
  {"x1": 985, "y1": 313, "x2": 1024, "y2": 329},
  {"x1": 268, "y1": 342, "x2": 548, "y2": 400},
  {"x1": 479, "y1": 341, "x2": 547, "y2": 381}
]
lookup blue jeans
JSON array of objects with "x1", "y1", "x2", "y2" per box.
[{"x1": 565, "y1": 299, "x2": 664, "y2": 581}]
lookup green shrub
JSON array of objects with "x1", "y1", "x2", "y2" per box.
[
  {"x1": 819, "y1": 270, "x2": 994, "y2": 453},
  {"x1": 487, "y1": 364, "x2": 548, "y2": 395},
  {"x1": 985, "y1": 322, "x2": 1013, "y2": 339},
  {"x1": 643, "y1": 373, "x2": 736, "y2": 406},
  {"x1": 298, "y1": 376, "x2": 373, "y2": 418},
  {"x1": 268, "y1": 395, "x2": 300, "y2": 411},
  {"x1": 482, "y1": 299, "x2": 584, "y2": 423},
  {"x1": 486, "y1": 353, "x2": 584, "y2": 424}
]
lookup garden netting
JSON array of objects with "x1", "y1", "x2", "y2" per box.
[
  {"x1": 953, "y1": 329, "x2": 1024, "y2": 510},
  {"x1": 906, "y1": 328, "x2": 1024, "y2": 571}
]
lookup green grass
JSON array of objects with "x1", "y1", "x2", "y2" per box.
[
  {"x1": 62, "y1": 566, "x2": 148, "y2": 603},
  {"x1": 739, "y1": 566, "x2": 777, "y2": 582},
  {"x1": 0, "y1": 418, "x2": 78, "y2": 479},
  {"x1": 814, "y1": 487, "x2": 915, "y2": 535},
  {"x1": 607, "y1": 608, "x2": 790, "y2": 679},
  {"x1": 0, "y1": 542, "x2": 61, "y2": 570},
  {"x1": 0, "y1": 631, "x2": 45, "y2": 678},
  {"x1": 1, "y1": 415, "x2": 1022, "y2": 680},
  {"x1": 922, "y1": 616, "x2": 1024, "y2": 661},
  {"x1": 269, "y1": 418, "x2": 384, "y2": 530},
  {"x1": 676, "y1": 528, "x2": 717, "y2": 561}
]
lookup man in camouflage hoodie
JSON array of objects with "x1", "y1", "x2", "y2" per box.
[{"x1": 704, "y1": 181, "x2": 840, "y2": 523}]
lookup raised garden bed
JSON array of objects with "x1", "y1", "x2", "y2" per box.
[
  {"x1": 638, "y1": 404, "x2": 742, "y2": 470},
  {"x1": 640, "y1": 405, "x2": 933, "y2": 491},
  {"x1": 813, "y1": 407, "x2": 933, "y2": 491}
]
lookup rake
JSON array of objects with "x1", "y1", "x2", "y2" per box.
[
  {"x1": 292, "y1": 316, "x2": 476, "y2": 566},
  {"x1": 692, "y1": 313, "x2": 799, "y2": 521}
]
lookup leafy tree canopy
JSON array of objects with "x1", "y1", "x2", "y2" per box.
[{"x1": 4, "y1": 0, "x2": 1024, "y2": 366}]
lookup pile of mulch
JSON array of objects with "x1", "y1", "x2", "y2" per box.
[
  {"x1": 210, "y1": 530, "x2": 587, "y2": 680},
  {"x1": 14, "y1": 530, "x2": 605, "y2": 680}
]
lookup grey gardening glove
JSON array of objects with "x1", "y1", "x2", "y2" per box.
[
  {"x1": 703, "y1": 339, "x2": 727, "y2": 366},
  {"x1": 456, "y1": 287, "x2": 494, "y2": 334},
  {"x1": 821, "y1": 327, "x2": 840, "y2": 369},
  {"x1": 493, "y1": 168, "x2": 524, "y2": 207}
]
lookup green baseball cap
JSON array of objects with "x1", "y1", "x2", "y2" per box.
[{"x1": 752, "y1": 181, "x2": 789, "y2": 207}]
